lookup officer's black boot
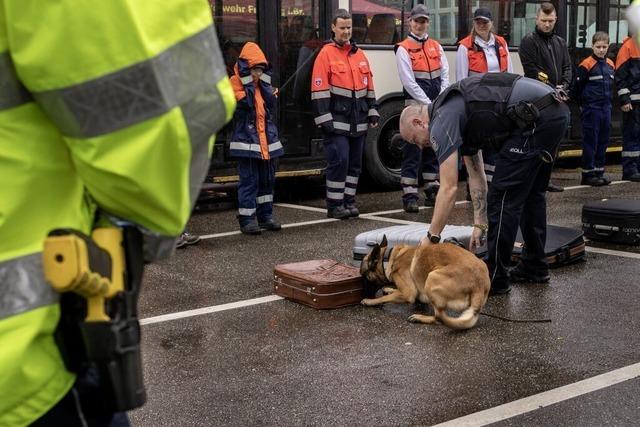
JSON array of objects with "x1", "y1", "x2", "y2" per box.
[
  {"x1": 403, "y1": 199, "x2": 419, "y2": 213},
  {"x1": 345, "y1": 204, "x2": 359, "y2": 217},
  {"x1": 327, "y1": 206, "x2": 351, "y2": 219},
  {"x1": 258, "y1": 218, "x2": 282, "y2": 231},
  {"x1": 240, "y1": 220, "x2": 262, "y2": 235},
  {"x1": 510, "y1": 262, "x2": 550, "y2": 283}
]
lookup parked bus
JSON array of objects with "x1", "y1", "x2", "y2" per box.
[{"x1": 208, "y1": 0, "x2": 631, "y2": 189}]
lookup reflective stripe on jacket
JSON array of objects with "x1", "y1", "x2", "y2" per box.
[
  {"x1": 615, "y1": 37, "x2": 640, "y2": 105},
  {"x1": 459, "y1": 34, "x2": 509, "y2": 75},
  {"x1": 311, "y1": 40, "x2": 378, "y2": 137},
  {"x1": 395, "y1": 36, "x2": 443, "y2": 101},
  {"x1": 229, "y1": 42, "x2": 283, "y2": 160},
  {"x1": 0, "y1": 1, "x2": 234, "y2": 425},
  {"x1": 572, "y1": 55, "x2": 614, "y2": 107}
]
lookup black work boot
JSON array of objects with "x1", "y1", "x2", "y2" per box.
[
  {"x1": 345, "y1": 204, "x2": 360, "y2": 217},
  {"x1": 581, "y1": 175, "x2": 607, "y2": 187},
  {"x1": 510, "y1": 263, "x2": 550, "y2": 283},
  {"x1": 240, "y1": 220, "x2": 262, "y2": 235},
  {"x1": 327, "y1": 206, "x2": 351, "y2": 219},
  {"x1": 598, "y1": 174, "x2": 612, "y2": 185},
  {"x1": 546, "y1": 182, "x2": 564, "y2": 192},
  {"x1": 403, "y1": 199, "x2": 419, "y2": 213},
  {"x1": 258, "y1": 218, "x2": 282, "y2": 231},
  {"x1": 424, "y1": 183, "x2": 439, "y2": 206},
  {"x1": 622, "y1": 172, "x2": 640, "y2": 182}
]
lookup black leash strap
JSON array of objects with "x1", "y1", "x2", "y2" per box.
[{"x1": 480, "y1": 311, "x2": 552, "y2": 323}]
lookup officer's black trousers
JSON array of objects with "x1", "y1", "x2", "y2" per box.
[{"x1": 486, "y1": 103, "x2": 570, "y2": 289}]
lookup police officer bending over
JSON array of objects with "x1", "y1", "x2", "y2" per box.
[{"x1": 400, "y1": 73, "x2": 570, "y2": 295}]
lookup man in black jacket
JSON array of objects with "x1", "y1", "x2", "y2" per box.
[{"x1": 519, "y1": 2, "x2": 571, "y2": 192}]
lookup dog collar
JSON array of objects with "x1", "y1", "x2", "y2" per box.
[{"x1": 381, "y1": 246, "x2": 394, "y2": 284}]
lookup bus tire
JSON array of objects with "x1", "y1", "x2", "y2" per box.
[{"x1": 364, "y1": 99, "x2": 405, "y2": 190}]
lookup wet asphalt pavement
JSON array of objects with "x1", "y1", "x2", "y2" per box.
[{"x1": 130, "y1": 165, "x2": 640, "y2": 426}]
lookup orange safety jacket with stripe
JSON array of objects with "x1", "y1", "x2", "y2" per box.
[
  {"x1": 311, "y1": 39, "x2": 378, "y2": 137},
  {"x1": 394, "y1": 36, "x2": 443, "y2": 101},
  {"x1": 229, "y1": 42, "x2": 283, "y2": 160},
  {"x1": 572, "y1": 55, "x2": 614, "y2": 108},
  {"x1": 459, "y1": 34, "x2": 509, "y2": 75},
  {"x1": 615, "y1": 37, "x2": 640, "y2": 105}
]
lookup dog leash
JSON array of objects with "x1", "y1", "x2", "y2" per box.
[{"x1": 480, "y1": 311, "x2": 551, "y2": 323}]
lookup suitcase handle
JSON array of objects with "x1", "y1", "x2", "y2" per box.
[{"x1": 592, "y1": 227, "x2": 616, "y2": 237}]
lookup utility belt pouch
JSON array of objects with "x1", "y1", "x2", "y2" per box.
[{"x1": 44, "y1": 226, "x2": 147, "y2": 412}]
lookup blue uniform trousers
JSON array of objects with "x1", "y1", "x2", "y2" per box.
[
  {"x1": 400, "y1": 143, "x2": 439, "y2": 202},
  {"x1": 237, "y1": 157, "x2": 277, "y2": 226},
  {"x1": 486, "y1": 104, "x2": 570, "y2": 289},
  {"x1": 581, "y1": 106, "x2": 611, "y2": 178},
  {"x1": 324, "y1": 133, "x2": 365, "y2": 208},
  {"x1": 622, "y1": 108, "x2": 640, "y2": 178}
]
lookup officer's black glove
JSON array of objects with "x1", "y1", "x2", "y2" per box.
[{"x1": 368, "y1": 116, "x2": 380, "y2": 127}]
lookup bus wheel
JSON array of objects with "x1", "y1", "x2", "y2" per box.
[{"x1": 364, "y1": 99, "x2": 404, "y2": 189}]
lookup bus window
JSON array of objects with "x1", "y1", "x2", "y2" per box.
[
  {"x1": 352, "y1": 0, "x2": 403, "y2": 45},
  {"x1": 609, "y1": 0, "x2": 631, "y2": 46},
  {"x1": 425, "y1": 0, "x2": 459, "y2": 45},
  {"x1": 279, "y1": 0, "x2": 322, "y2": 156},
  {"x1": 209, "y1": 0, "x2": 259, "y2": 76},
  {"x1": 566, "y1": 1, "x2": 597, "y2": 49}
]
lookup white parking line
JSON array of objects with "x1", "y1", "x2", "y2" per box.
[
  {"x1": 586, "y1": 246, "x2": 640, "y2": 259},
  {"x1": 140, "y1": 295, "x2": 284, "y2": 325},
  {"x1": 431, "y1": 362, "x2": 640, "y2": 427}
]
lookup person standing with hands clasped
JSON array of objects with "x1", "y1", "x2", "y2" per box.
[
  {"x1": 230, "y1": 42, "x2": 284, "y2": 235},
  {"x1": 519, "y1": 2, "x2": 571, "y2": 192},
  {"x1": 456, "y1": 7, "x2": 512, "y2": 186},
  {"x1": 395, "y1": 4, "x2": 449, "y2": 213},
  {"x1": 312, "y1": 9, "x2": 379, "y2": 219},
  {"x1": 571, "y1": 32, "x2": 615, "y2": 186}
]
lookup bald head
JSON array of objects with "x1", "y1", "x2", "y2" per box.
[{"x1": 399, "y1": 104, "x2": 430, "y2": 147}]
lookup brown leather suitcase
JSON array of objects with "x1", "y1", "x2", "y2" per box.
[{"x1": 273, "y1": 260, "x2": 363, "y2": 309}]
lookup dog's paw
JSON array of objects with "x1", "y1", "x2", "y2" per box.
[
  {"x1": 382, "y1": 286, "x2": 396, "y2": 295},
  {"x1": 361, "y1": 298, "x2": 373, "y2": 306},
  {"x1": 408, "y1": 314, "x2": 436, "y2": 324}
]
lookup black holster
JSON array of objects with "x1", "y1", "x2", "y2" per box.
[{"x1": 55, "y1": 226, "x2": 146, "y2": 413}]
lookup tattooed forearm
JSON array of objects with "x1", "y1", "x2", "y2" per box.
[
  {"x1": 468, "y1": 154, "x2": 483, "y2": 173},
  {"x1": 470, "y1": 188, "x2": 487, "y2": 222}
]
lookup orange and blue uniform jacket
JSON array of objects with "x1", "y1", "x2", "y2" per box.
[
  {"x1": 229, "y1": 42, "x2": 283, "y2": 160},
  {"x1": 572, "y1": 55, "x2": 615, "y2": 108},
  {"x1": 311, "y1": 39, "x2": 378, "y2": 136},
  {"x1": 615, "y1": 37, "x2": 640, "y2": 106}
]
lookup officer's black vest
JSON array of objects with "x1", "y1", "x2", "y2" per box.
[{"x1": 430, "y1": 73, "x2": 521, "y2": 151}]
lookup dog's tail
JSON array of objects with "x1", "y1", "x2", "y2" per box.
[
  {"x1": 437, "y1": 292, "x2": 486, "y2": 330},
  {"x1": 438, "y1": 307, "x2": 479, "y2": 330}
]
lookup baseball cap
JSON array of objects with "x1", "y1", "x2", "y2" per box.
[
  {"x1": 409, "y1": 4, "x2": 430, "y2": 21},
  {"x1": 473, "y1": 7, "x2": 492, "y2": 21}
]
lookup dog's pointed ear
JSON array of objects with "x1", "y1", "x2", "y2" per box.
[{"x1": 380, "y1": 235, "x2": 388, "y2": 248}]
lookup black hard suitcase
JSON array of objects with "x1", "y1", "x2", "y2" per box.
[
  {"x1": 511, "y1": 225, "x2": 586, "y2": 268},
  {"x1": 582, "y1": 199, "x2": 640, "y2": 245}
]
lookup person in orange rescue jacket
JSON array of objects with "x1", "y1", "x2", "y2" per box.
[
  {"x1": 456, "y1": 7, "x2": 513, "y2": 187},
  {"x1": 230, "y1": 42, "x2": 284, "y2": 234},
  {"x1": 615, "y1": 32, "x2": 640, "y2": 182},
  {"x1": 311, "y1": 9, "x2": 379, "y2": 219}
]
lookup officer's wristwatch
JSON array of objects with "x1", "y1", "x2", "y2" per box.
[{"x1": 427, "y1": 231, "x2": 441, "y2": 244}]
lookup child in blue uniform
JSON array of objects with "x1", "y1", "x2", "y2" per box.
[{"x1": 572, "y1": 31, "x2": 614, "y2": 186}]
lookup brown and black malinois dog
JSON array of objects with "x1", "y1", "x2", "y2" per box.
[{"x1": 360, "y1": 235, "x2": 490, "y2": 330}]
